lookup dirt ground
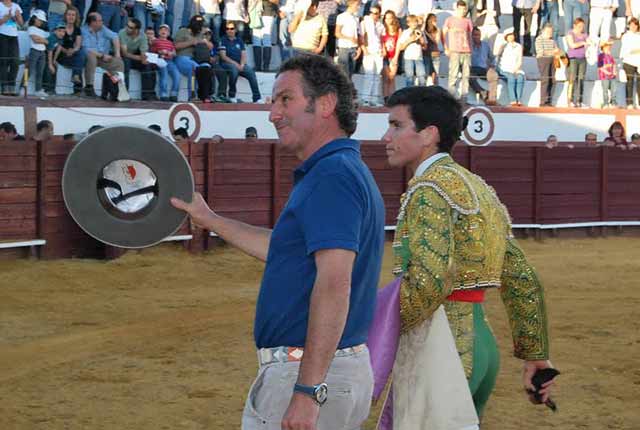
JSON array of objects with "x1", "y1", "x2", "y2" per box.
[{"x1": 1, "y1": 237, "x2": 639, "y2": 430}]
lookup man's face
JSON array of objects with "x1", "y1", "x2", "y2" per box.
[
  {"x1": 472, "y1": 30, "x2": 481, "y2": 45},
  {"x1": 126, "y1": 21, "x2": 139, "y2": 36},
  {"x1": 347, "y1": 0, "x2": 359, "y2": 13},
  {"x1": 383, "y1": 105, "x2": 433, "y2": 169},
  {"x1": 90, "y1": 14, "x2": 103, "y2": 31},
  {"x1": 370, "y1": 7, "x2": 380, "y2": 21},
  {"x1": 157, "y1": 28, "x2": 168, "y2": 39},
  {"x1": 456, "y1": 4, "x2": 468, "y2": 17},
  {"x1": 225, "y1": 24, "x2": 236, "y2": 38},
  {"x1": 543, "y1": 27, "x2": 553, "y2": 38},
  {"x1": 269, "y1": 71, "x2": 318, "y2": 158},
  {"x1": 547, "y1": 137, "x2": 558, "y2": 146},
  {"x1": 585, "y1": 134, "x2": 598, "y2": 146}
]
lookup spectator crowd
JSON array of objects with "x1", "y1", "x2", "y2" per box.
[{"x1": 0, "y1": 0, "x2": 639, "y2": 106}]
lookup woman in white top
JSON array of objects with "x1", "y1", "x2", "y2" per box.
[
  {"x1": 0, "y1": 0, "x2": 23, "y2": 95},
  {"x1": 497, "y1": 28, "x2": 525, "y2": 106},
  {"x1": 621, "y1": 17, "x2": 640, "y2": 108},
  {"x1": 28, "y1": 9, "x2": 49, "y2": 97}
]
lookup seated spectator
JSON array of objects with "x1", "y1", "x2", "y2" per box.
[
  {"x1": 608, "y1": 120, "x2": 629, "y2": 147},
  {"x1": 150, "y1": 23, "x2": 180, "y2": 101},
  {"x1": 289, "y1": 0, "x2": 328, "y2": 56},
  {"x1": 630, "y1": 133, "x2": 640, "y2": 148},
  {"x1": 245, "y1": 126, "x2": 257, "y2": 142},
  {"x1": 598, "y1": 39, "x2": 617, "y2": 108},
  {"x1": 145, "y1": 26, "x2": 156, "y2": 43},
  {"x1": 28, "y1": 9, "x2": 50, "y2": 99},
  {"x1": 0, "y1": 0, "x2": 24, "y2": 96},
  {"x1": 470, "y1": 26, "x2": 498, "y2": 105},
  {"x1": 620, "y1": 18, "x2": 640, "y2": 109},
  {"x1": 43, "y1": 23, "x2": 65, "y2": 94},
  {"x1": 174, "y1": 15, "x2": 210, "y2": 101},
  {"x1": 545, "y1": 134, "x2": 558, "y2": 148},
  {"x1": 148, "y1": 124, "x2": 162, "y2": 133},
  {"x1": 397, "y1": 14, "x2": 427, "y2": 88},
  {"x1": 602, "y1": 136, "x2": 616, "y2": 146},
  {"x1": 0, "y1": 121, "x2": 18, "y2": 141},
  {"x1": 535, "y1": 23, "x2": 560, "y2": 107},
  {"x1": 219, "y1": 21, "x2": 262, "y2": 103},
  {"x1": 34, "y1": 120, "x2": 54, "y2": 141},
  {"x1": 120, "y1": 17, "x2": 157, "y2": 100},
  {"x1": 55, "y1": 7, "x2": 86, "y2": 94},
  {"x1": 82, "y1": 12, "x2": 125, "y2": 98},
  {"x1": 191, "y1": 26, "x2": 219, "y2": 103},
  {"x1": 208, "y1": 42, "x2": 231, "y2": 103},
  {"x1": 585, "y1": 132, "x2": 599, "y2": 146},
  {"x1": 173, "y1": 126, "x2": 189, "y2": 142},
  {"x1": 497, "y1": 28, "x2": 525, "y2": 106},
  {"x1": 335, "y1": 0, "x2": 361, "y2": 78}
]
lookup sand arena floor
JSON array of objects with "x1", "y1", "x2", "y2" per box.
[{"x1": 1, "y1": 237, "x2": 639, "y2": 430}]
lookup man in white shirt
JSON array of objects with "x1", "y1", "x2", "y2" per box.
[
  {"x1": 360, "y1": 4, "x2": 384, "y2": 104},
  {"x1": 335, "y1": 0, "x2": 361, "y2": 77},
  {"x1": 589, "y1": 0, "x2": 619, "y2": 42}
]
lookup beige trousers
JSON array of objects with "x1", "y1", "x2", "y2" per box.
[
  {"x1": 84, "y1": 51, "x2": 125, "y2": 85},
  {"x1": 241, "y1": 347, "x2": 373, "y2": 430}
]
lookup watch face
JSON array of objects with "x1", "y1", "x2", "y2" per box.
[{"x1": 315, "y1": 383, "x2": 328, "y2": 405}]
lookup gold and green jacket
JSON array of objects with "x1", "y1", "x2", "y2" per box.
[{"x1": 392, "y1": 155, "x2": 549, "y2": 361}]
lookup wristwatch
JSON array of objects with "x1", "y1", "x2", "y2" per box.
[{"x1": 293, "y1": 383, "x2": 328, "y2": 406}]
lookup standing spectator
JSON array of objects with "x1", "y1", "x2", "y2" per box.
[
  {"x1": 251, "y1": 0, "x2": 279, "y2": 71},
  {"x1": 290, "y1": 0, "x2": 328, "y2": 55},
  {"x1": 598, "y1": 39, "x2": 617, "y2": 108},
  {"x1": 407, "y1": 0, "x2": 431, "y2": 21},
  {"x1": 28, "y1": 9, "x2": 49, "y2": 98},
  {"x1": 219, "y1": 21, "x2": 262, "y2": 102},
  {"x1": 316, "y1": 0, "x2": 340, "y2": 57},
  {"x1": 423, "y1": 13, "x2": 440, "y2": 85},
  {"x1": 0, "y1": 0, "x2": 24, "y2": 96},
  {"x1": 380, "y1": 0, "x2": 407, "y2": 27},
  {"x1": 397, "y1": 14, "x2": 427, "y2": 87},
  {"x1": 538, "y1": 0, "x2": 558, "y2": 39},
  {"x1": 82, "y1": 12, "x2": 125, "y2": 97},
  {"x1": 563, "y1": 0, "x2": 589, "y2": 39},
  {"x1": 223, "y1": 0, "x2": 249, "y2": 43},
  {"x1": 277, "y1": 0, "x2": 297, "y2": 61},
  {"x1": 626, "y1": 0, "x2": 640, "y2": 20},
  {"x1": 511, "y1": 0, "x2": 539, "y2": 56},
  {"x1": 335, "y1": 0, "x2": 361, "y2": 78},
  {"x1": 608, "y1": 120, "x2": 628, "y2": 147},
  {"x1": 621, "y1": 18, "x2": 640, "y2": 108},
  {"x1": 34, "y1": 120, "x2": 54, "y2": 141},
  {"x1": 470, "y1": 26, "x2": 498, "y2": 105},
  {"x1": 133, "y1": 0, "x2": 166, "y2": 34},
  {"x1": 174, "y1": 15, "x2": 207, "y2": 101},
  {"x1": 566, "y1": 17, "x2": 588, "y2": 107},
  {"x1": 0, "y1": 121, "x2": 18, "y2": 141},
  {"x1": 151, "y1": 23, "x2": 180, "y2": 101},
  {"x1": 585, "y1": 131, "x2": 599, "y2": 145},
  {"x1": 360, "y1": 4, "x2": 384, "y2": 105},
  {"x1": 97, "y1": 0, "x2": 124, "y2": 32},
  {"x1": 589, "y1": 0, "x2": 618, "y2": 42},
  {"x1": 475, "y1": 0, "x2": 501, "y2": 29},
  {"x1": 47, "y1": 0, "x2": 69, "y2": 31},
  {"x1": 201, "y1": 0, "x2": 222, "y2": 44},
  {"x1": 443, "y1": 1, "x2": 473, "y2": 101},
  {"x1": 381, "y1": 9, "x2": 400, "y2": 102},
  {"x1": 57, "y1": 7, "x2": 85, "y2": 94},
  {"x1": 497, "y1": 28, "x2": 525, "y2": 106},
  {"x1": 535, "y1": 23, "x2": 559, "y2": 106},
  {"x1": 120, "y1": 17, "x2": 157, "y2": 100}
]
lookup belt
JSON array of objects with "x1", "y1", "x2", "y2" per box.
[
  {"x1": 99, "y1": 1, "x2": 121, "y2": 4},
  {"x1": 257, "y1": 344, "x2": 366, "y2": 367}
]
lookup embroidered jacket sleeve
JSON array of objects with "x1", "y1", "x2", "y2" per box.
[
  {"x1": 500, "y1": 237, "x2": 550, "y2": 360},
  {"x1": 399, "y1": 186, "x2": 455, "y2": 333}
]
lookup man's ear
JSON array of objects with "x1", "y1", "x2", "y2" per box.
[
  {"x1": 317, "y1": 92, "x2": 338, "y2": 119},
  {"x1": 419, "y1": 125, "x2": 440, "y2": 151}
]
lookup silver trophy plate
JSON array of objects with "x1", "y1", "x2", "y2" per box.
[{"x1": 62, "y1": 125, "x2": 194, "y2": 249}]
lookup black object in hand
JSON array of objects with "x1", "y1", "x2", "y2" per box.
[{"x1": 528, "y1": 368, "x2": 560, "y2": 412}]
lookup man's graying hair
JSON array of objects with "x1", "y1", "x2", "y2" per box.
[{"x1": 277, "y1": 54, "x2": 358, "y2": 135}]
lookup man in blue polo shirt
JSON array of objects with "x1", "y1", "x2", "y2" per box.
[
  {"x1": 171, "y1": 54, "x2": 385, "y2": 430},
  {"x1": 218, "y1": 21, "x2": 262, "y2": 103}
]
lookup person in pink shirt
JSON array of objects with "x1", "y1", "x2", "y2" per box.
[
  {"x1": 598, "y1": 39, "x2": 617, "y2": 108},
  {"x1": 442, "y1": 1, "x2": 473, "y2": 101}
]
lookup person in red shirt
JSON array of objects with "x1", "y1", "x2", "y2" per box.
[
  {"x1": 442, "y1": 1, "x2": 473, "y2": 101},
  {"x1": 381, "y1": 10, "x2": 401, "y2": 103},
  {"x1": 150, "y1": 24, "x2": 180, "y2": 101}
]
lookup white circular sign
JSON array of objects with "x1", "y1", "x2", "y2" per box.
[
  {"x1": 462, "y1": 106, "x2": 495, "y2": 146},
  {"x1": 168, "y1": 103, "x2": 201, "y2": 141}
]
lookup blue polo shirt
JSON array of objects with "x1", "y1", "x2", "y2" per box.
[
  {"x1": 254, "y1": 138, "x2": 385, "y2": 349},
  {"x1": 218, "y1": 35, "x2": 245, "y2": 63}
]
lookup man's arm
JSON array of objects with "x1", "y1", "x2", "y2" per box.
[
  {"x1": 282, "y1": 248, "x2": 355, "y2": 429},
  {"x1": 171, "y1": 192, "x2": 271, "y2": 261}
]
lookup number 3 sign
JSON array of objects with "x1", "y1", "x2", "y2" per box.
[
  {"x1": 462, "y1": 106, "x2": 495, "y2": 146},
  {"x1": 168, "y1": 103, "x2": 202, "y2": 142}
]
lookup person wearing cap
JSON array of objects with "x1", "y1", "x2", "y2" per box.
[
  {"x1": 598, "y1": 38, "x2": 617, "y2": 108},
  {"x1": 44, "y1": 22, "x2": 67, "y2": 93},
  {"x1": 150, "y1": 23, "x2": 180, "y2": 101},
  {"x1": 377, "y1": 85, "x2": 555, "y2": 426},
  {"x1": 0, "y1": 0, "x2": 24, "y2": 96},
  {"x1": 27, "y1": 9, "x2": 50, "y2": 98},
  {"x1": 497, "y1": 27, "x2": 525, "y2": 106}
]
